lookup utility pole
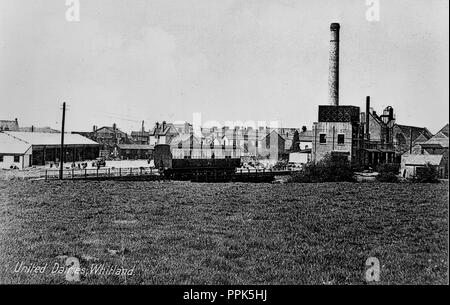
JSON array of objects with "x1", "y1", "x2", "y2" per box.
[
  {"x1": 141, "y1": 120, "x2": 144, "y2": 144},
  {"x1": 409, "y1": 129, "x2": 413, "y2": 154},
  {"x1": 59, "y1": 102, "x2": 66, "y2": 180}
]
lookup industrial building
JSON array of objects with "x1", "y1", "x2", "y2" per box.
[
  {"x1": 0, "y1": 131, "x2": 99, "y2": 167},
  {"x1": 312, "y1": 23, "x2": 433, "y2": 169}
]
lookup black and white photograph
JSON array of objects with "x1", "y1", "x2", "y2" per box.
[{"x1": 0, "y1": 0, "x2": 448, "y2": 297}]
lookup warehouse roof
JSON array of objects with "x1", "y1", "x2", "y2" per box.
[
  {"x1": 0, "y1": 132, "x2": 32, "y2": 154},
  {"x1": 3, "y1": 131, "x2": 99, "y2": 146}
]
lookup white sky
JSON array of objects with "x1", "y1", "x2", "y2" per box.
[{"x1": 0, "y1": 0, "x2": 448, "y2": 133}]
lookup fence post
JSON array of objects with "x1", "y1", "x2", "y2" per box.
[
  {"x1": 85, "y1": 169, "x2": 87, "y2": 178},
  {"x1": 119, "y1": 168, "x2": 121, "y2": 177},
  {"x1": 96, "y1": 168, "x2": 99, "y2": 178},
  {"x1": 72, "y1": 168, "x2": 74, "y2": 180},
  {"x1": 45, "y1": 170, "x2": 47, "y2": 181}
]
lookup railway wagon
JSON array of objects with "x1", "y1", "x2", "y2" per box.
[{"x1": 153, "y1": 144, "x2": 241, "y2": 182}]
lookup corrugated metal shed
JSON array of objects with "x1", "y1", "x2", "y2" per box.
[
  {"x1": 3, "y1": 131, "x2": 99, "y2": 146},
  {"x1": 0, "y1": 132, "x2": 32, "y2": 154}
]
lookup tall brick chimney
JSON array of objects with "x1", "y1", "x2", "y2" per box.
[{"x1": 329, "y1": 23, "x2": 340, "y2": 106}]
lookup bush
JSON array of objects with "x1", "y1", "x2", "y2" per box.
[
  {"x1": 273, "y1": 160, "x2": 288, "y2": 170},
  {"x1": 288, "y1": 153, "x2": 355, "y2": 183},
  {"x1": 376, "y1": 163, "x2": 400, "y2": 183},
  {"x1": 411, "y1": 163, "x2": 440, "y2": 183},
  {"x1": 376, "y1": 163, "x2": 400, "y2": 175},
  {"x1": 376, "y1": 171, "x2": 399, "y2": 182}
]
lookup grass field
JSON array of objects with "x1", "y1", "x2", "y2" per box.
[{"x1": 0, "y1": 180, "x2": 448, "y2": 284}]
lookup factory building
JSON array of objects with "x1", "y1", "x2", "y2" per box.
[
  {"x1": 312, "y1": 23, "x2": 363, "y2": 166},
  {"x1": 312, "y1": 23, "x2": 433, "y2": 169},
  {"x1": 312, "y1": 105, "x2": 362, "y2": 166}
]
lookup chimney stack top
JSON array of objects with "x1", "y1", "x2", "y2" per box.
[{"x1": 330, "y1": 23, "x2": 340, "y2": 30}]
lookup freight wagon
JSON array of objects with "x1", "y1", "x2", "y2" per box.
[{"x1": 153, "y1": 144, "x2": 241, "y2": 182}]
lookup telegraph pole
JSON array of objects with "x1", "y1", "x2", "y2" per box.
[{"x1": 59, "y1": 102, "x2": 66, "y2": 180}]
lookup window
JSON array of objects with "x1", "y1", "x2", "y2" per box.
[
  {"x1": 319, "y1": 134, "x2": 326, "y2": 144},
  {"x1": 337, "y1": 134, "x2": 345, "y2": 145},
  {"x1": 0, "y1": 155, "x2": 3, "y2": 162},
  {"x1": 14, "y1": 155, "x2": 20, "y2": 162}
]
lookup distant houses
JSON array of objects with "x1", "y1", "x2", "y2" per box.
[
  {"x1": 0, "y1": 119, "x2": 19, "y2": 131},
  {"x1": 73, "y1": 124, "x2": 134, "y2": 157},
  {"x1": 170, "y1": 133, "x2": 241, "y2": 159},
  {"x1": 1, "y1": 115, "x2": 447, "y2": 174},
  {"x1": 149, "y1": 121, "x2": 179, "y2": 145}
]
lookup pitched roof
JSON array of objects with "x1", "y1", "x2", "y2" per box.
[
  {"x1": 395, "y1": 124, "x2": 433, "y2": 142},
  {"x1": 150, "y1": 122, "x2": 179, "y2": 136},
  {"x1": 3, "y1": 131, "x2": 99, "y2": 146},
  {"x1": 263, "y1": 130, "x2": 285, "y2": 141},
  {"x1": 0, "y1": 132, "x2": 32, "y2": 154},
  {"x1": 170, "y1": 134, "x2": 202, "y2": 146},
  {"x1": 402, "y1": 154, "x2": 443, "y2": 166},
  {"x1": 437, "y1": 124, "x2": 449, "y2": 137},
  {"x1": 421, "y1": 133, "x2": 449, "y2": 148},
  {"x1": 94, "y1": 126, "x2": 128, "y2": 135}
]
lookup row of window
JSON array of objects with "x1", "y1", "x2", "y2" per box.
[
  {"x1": 319, "y1": 134, "x2": 345, "y2": 145},
  {"x1": 0, "y1": 155, "x2": 20, "y2": 162}
]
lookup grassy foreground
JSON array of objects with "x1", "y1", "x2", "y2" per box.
[{"x1": 0, "y1": 180, "x2": 448, "y2": 284}]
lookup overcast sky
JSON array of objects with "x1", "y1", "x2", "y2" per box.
[{"x1": 0, "y1": 0, "x2": 448, "y2": 133}]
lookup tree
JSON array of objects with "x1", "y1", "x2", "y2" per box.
[
  {"x1": 413, "y1": 163, "x2": 440, "y2": 183},
  {"x1": 288, "y1": 153, "x2": 355, "y2": 183},
  {"x1": 302, "y1": 126, "x2": 307, "y2": 132},
  {"x1": 290, "y1": 130, "x2": 300, "y2": 152}
]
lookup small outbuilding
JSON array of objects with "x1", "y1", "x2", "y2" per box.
[
  {"x1": 0, "y1": 133, "x2": 32, "y2": 169},
  {"x1": 400, "y1": 153, "x2": 448, "y2": 179}
]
